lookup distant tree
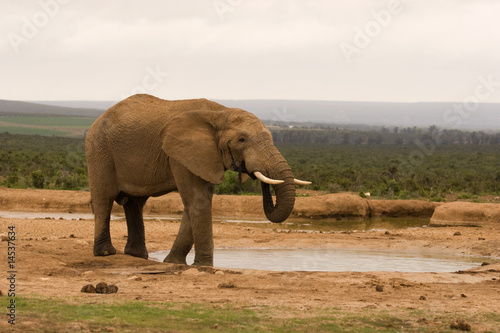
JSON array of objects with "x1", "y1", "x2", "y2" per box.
[
  {"x1": 341, "y1": 133, "x2": 350, "y2": 144},
  {"x1": 31, "y1": 170, "x2": 45, "y2": 188},
  {"x1": 6, "y1": 172, "x2": 19, "y2": 188}
]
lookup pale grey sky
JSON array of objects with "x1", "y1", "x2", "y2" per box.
[{"x1": 1, "y1": 0, "x2": 500, "y2": 103}]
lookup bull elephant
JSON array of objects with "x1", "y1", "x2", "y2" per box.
[{"x1": 85, "y1": 94, "x2": 310, "y2": 266}]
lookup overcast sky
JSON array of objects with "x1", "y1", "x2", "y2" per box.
[{"x1": 1, "y1": 0, "x2": 500, "y2": 103}]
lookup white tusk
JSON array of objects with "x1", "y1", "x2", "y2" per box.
[
  {"x1": 294, "y1": 179, "x2": 312, "y2": 186},
  {"x1": 254, "y1": 171, "x2": 284, "y2": 185}
]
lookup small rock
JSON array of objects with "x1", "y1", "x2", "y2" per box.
[
  {"x1": 183, "y1": 268, "x2": 203, "y2": 276},
  {"x1": 417, "y1": 318, "x2": 428, "y2": 325},
  {"x1": 453, "y1": 231, "x2": 462, "y2": 236},
  {"x1": 384, "y1": 231, "x2": 390, "y2": 235},
  {"x1": 213, "y1": 323, "x2": 219, "y2": 329},
  {"x1": 42, "y1": 237, "x2": 48, "y2": 240},
  {"x1": 481, "y1": 262, "x2": 490, "y2": 266},
  {"x1": 375, "y1": 285, "x2": 384, "y2": 292},
  {"x1": 478, "y1": 237, "x2": 486, "y2": 240},
  {"x1": 419, "y1": 295, "x2": 427, "y2": 300},
  {"x1": 215, "y1": 270, "x2": 224, "y2": 275},
  {"x1": 218, "y1": 281, "x2": 236, "y2": 289},
  {"x1": 81, "y1": 284, "x2": 96, "y2": 293},
  {"x1": 69, "y1": 234, "x2": 76, "y2": 238},
  {"x1": 0, "y1": 235, "x2": 9, "y2": 242},
  {"x1": 450, "y1": 318, "x2": 471, "y2": 331},
  {"x1": 461, "y1": 293, "x2": 467, "y2": 298}
]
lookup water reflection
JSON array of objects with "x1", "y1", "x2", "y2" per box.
[
  {"x1": 215, "y1": 217, "x2": 428, "y2": 232},
  {"x1": 0, "y1": 211, "x2": 427, "y2": 232},
  {"x1": 150, "y1": 248, "x2": 493, "y2": 273}
]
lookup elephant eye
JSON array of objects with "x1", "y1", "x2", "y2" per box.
[{"x1": 238, "y1": 138, "x2": 246, "y2": 143}]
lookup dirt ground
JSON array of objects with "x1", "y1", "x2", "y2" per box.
[{"x1": 1, "y1": 188, "x2": 500, "y2": 332}]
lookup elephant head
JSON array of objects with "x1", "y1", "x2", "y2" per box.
[{"x1": 161, "y1": 107, "x2": 309, "y2": 222}]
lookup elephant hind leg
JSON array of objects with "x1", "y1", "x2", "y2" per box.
[
  {"x1": 164, "y1": 211, "x2": 193, "y2": 265},
  {"x1": 123, "y1": 196, "x2": 149, "y2": 259},
  {"x1": 93, "y1": 197, "x2": 116, "y2": 256}
]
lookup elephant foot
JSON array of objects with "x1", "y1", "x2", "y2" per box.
[
  {"x1": 193, "y1": 256, "x2": 213, "y2": 267},
  {"x1": 163, "y1": 252, "x2": 188, "y2": 265},
  {"x1": 124, "y1": 242, "x2": 148, "y2": 259},
  {"x1": 94, "y1": 243, "x2": 117, "y2": 256}
]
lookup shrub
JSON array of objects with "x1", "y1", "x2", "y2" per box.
[{"x1": 31, "y1": 170, "x2": 45, "y2": 189}]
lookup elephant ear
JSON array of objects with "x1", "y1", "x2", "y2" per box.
[{"x1": 161, "y1": 111, "x2": 225, "y2": 184}]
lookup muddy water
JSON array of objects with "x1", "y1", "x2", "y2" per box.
[
  {"x1": 0, "y1": 211, "x2": 428, "y2": 232},
  {"x1": 1, "y1": 211, "x2": 492, "y2": 272},
  {"x1": 149, "y1": 248, "x2": 493, "y2": 273},
  {"x1": 0, "y1": 211, "x2": 98, "y2": 220},
  {"x1": 215, "y1": 216, "x2": 429, "y2": 232}
]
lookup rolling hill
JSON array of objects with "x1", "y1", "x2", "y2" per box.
[{"x1": 2, "y1": 98, "x2": 499, "y2": 130}]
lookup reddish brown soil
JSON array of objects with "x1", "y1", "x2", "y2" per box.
[{"x1": 1, "y1": 188, "x2": 500, "y2": 331}]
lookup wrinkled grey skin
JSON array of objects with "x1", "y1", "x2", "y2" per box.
[{"x1": 85, "y1": 94, "x2": 296, "y2": 266}]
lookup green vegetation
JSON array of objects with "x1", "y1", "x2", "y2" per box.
[
  {"x1": 15, "y1": 296, "x2": 500, "y2": 332},
  {"x1": 277, "y1": 143, "x2": 500, "y2": 199},
  {"x1": 0, "y1": 115, "x2": 94, "y2": 137},
  {"x1": 0, "y1": 125, "x2": 70, "y2": 136},
  {"x1": 0, "y1": 133, "x2": 87, "y2": 190},
  {"x1": 0, "y1": 115, "x2": 95, "y2": 128},
  {"x1": 1, "y1": 126, "x2": 499, "y2": 199}
]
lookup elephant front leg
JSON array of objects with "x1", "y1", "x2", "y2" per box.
[
  {"x1": 185, "y1": 183, "x2": 215, "y2": 266},
  {"x1": 169, "y1": 160, "x2": 215, "y2": 266},
  {"x1": 190, "y1": 204, "x2": 214, "y2": 266},
  {"x1": 164, "y1": 211, "x2": 193, "y2": 265}
]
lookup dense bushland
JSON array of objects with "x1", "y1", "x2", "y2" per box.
[
  {"x1": 0, "y1": 133, "x2": 87, "y2": 190},
  {"x1": 277, "y1": 143, "x2": 500, "y2": 200},
  {"x1": 1, "y1": 131, "x2": 499, "y2": 200}
]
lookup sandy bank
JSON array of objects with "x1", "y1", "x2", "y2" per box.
[{"x1": 0, "y1": 188, "x2": 498, "y2": 224}]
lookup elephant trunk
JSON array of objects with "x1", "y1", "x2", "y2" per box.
[{"x1": 260, "y1": 155, "x2": 295, "y2": 223}]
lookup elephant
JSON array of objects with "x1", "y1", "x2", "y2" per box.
[{"x1": 85, "y1": 94, "x2": 310, "y2": 266}]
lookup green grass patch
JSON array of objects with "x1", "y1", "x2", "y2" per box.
[
  {"x1": 0, "y1": 126, "x2": 70, "y2": 136},
  {"x1": 12, "y1": 296, "x2": 500, "y2": 332},
  {"x1": 16, "y1": 296, "x2": 265, "y2": 332},
  {"x1": 0, "y1": 116, "x2": 95, "y2": 128}
]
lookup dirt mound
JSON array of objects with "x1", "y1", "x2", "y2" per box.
[
  {"x1": 1, "y1": 188, "x2": 498, "y2": 223},
  {"x1": 293, "y1": 193, "x2": 369, "y2": 219},
  {"x1": 0, "y1": 188, "x2": 372, "y2": 219},
  {"x1": 430, "y1": 202, "x2": 500, "y2": 226},
  {"x1": 368, "y1": 199, "x2": 439, "y2": 218},
  {"x1": 0, "y1": 188, "x2": 91, "y2": 213}
]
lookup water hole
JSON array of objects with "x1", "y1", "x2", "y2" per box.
[
  {"x1": 2, "y1": 211, "x2": 494, "y2": 272},
  {"x1": 149, "y1": 248, "x2": 495, "y2": 273},
  {"x1": 0, "y1": 211, "x2": 429, "y2": 233}
]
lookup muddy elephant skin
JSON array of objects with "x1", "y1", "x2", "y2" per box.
[{"x1": 85, "y1": 94, "x2": 302, "y2": 266}]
